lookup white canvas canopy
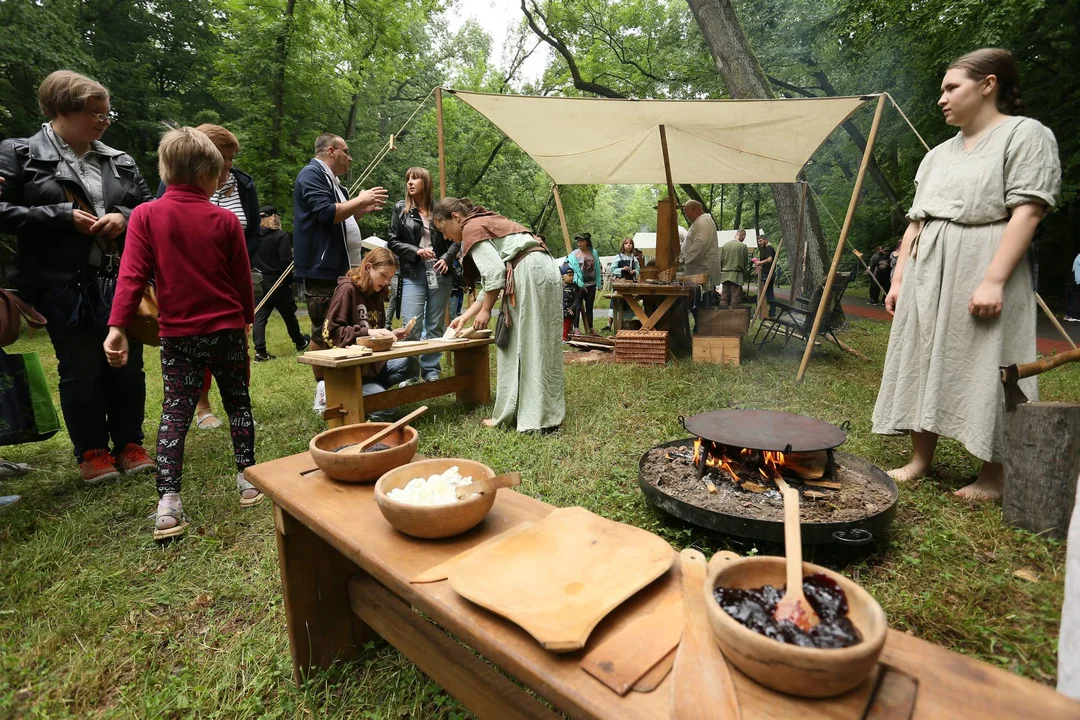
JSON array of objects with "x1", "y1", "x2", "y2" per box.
[{"x1": 449, "y1": 90, "x2": 869, "y2": 185}]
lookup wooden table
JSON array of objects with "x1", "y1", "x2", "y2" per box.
[
  {"x1": 297, "y1": 337, "x2": 494, "y2": 427},
  {"x1": 610, "y1": 282, "x2": 693, "y2": 358},
  {"x1": 246, "y1": 451, "x2": 1079, "y2": 720}
]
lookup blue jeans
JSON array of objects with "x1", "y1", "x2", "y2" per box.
[
  {"x1": 400, "y1": 271, "x2": 452, "y2": 377},
  {"x1": 362, "y1": 358, "x2": 412, "y2": 395}
]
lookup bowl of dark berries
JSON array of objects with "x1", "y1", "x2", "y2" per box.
[
  {"x1": 704, "y1": 556, "x2": 887, "y2": 698},
  {"x1": 309, "y1": 422, "x2": 419, "y2": 483}
]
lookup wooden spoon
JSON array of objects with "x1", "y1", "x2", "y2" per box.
[
  {"x1": 772, "y1": 477, "x2": 820, "y2": 631},
  {"x1": 336, "y1": 405, "x2": 428, "y2": 455},
  {"x1": 455, "y1": 471, "x2": 521, "y2": 499},
  {"x1": 671, "y1": 548, "x2": 741, "y2": 719}
]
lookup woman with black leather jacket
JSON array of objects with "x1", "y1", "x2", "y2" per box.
[
  {"x1": 0, "y1": 70, "x2": 155, "y2": 484},
  {"x1": 386, "y1": 167, "x2": 460, "y2": 381}
]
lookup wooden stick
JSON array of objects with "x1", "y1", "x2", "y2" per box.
[
  {"x1": 796, "y1": 94, "x2": 887, "y2": 383},
  {"x1": 435, "y1": 88, "x2": 447, "y2": 199},
  {"x1": 658, "y1": 125, "x2": 680, "y2": 270},
  {"x1": 254, "y1": 260, "x2": 294, "y2": 315},
  {"x1": 1035, "y1": 292, "x2": 1077, "y2": 349},
  {"x1": 552, "y1": 183, "x2": 572, "y2": 256}
]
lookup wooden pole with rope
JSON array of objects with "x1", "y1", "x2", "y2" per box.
[
  {"x1": 552, "y1": 183, "x2": 573, "y2": 256},
  {"x1": 435, "y1": 87, "x2": 447, "y2": 200},
  {"x1": 796, "y1": 93, "x2": 887, "y2": 383}
]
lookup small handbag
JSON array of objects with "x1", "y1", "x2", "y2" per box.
[
  {"x1": 494, "y1": 292, "x2": 511, "y2": 349},
  {"x1": 0, "y1": 349, "x2": 61, "y2": 446},
  {"x1": 127, "y1": 284, "x2": 161, "y2": 347},
  {"x1": 0, "y1": 289, "x2": 47, "y2": 348}
]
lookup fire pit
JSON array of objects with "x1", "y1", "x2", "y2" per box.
[{"x1": 638, "y1": 410, "x2": 897, "y2": 545}]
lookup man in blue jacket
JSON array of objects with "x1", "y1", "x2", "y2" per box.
[{"x1": 293, "y1": 133, "x2": 386, "y2": 409}]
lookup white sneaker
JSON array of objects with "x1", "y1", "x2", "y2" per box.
[{"x1": 313, "y1": 380, "x2": 327, "y2": 414}]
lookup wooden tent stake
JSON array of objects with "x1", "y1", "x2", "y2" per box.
[
  {"x1": 552, "y1": 183, "x2": 573, "y2": 255},
  {"x1": 658, "y1": 125, "x2": 680, "y2": 268},
  {"x1": 435, "y1": 87, "x2": 447, "y2": 199},
  {"x1": 796, "y1": 94, "x2": 887, "y2": 383}
]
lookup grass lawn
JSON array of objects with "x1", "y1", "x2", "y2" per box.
[{"x1": 0, "y1": 315, "x2": 1075, "y2": 717}]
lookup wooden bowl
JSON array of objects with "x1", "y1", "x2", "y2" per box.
[
  {"x1": 704, "y1": 556, "x2": 887, "y2": 698},
  {"x1": 374, "y1": 458, "x2": 496, "y2": 539},
  {"x1": 355, "y1": 335, "x2": 395, "y2": 352},
  {"x1": 308, "y1": 423, "x2": 419, "y2": 483}
]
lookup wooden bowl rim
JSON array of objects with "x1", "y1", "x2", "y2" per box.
[
  {"x1": 704, "y1": 555, "x2": 887, "y2": 662},
  {"x1": 374, "y1": 458, "x2": 496, "y2": 512},
  {"x1": 309, "y1": 423, "x2": 419, "y2": 457}
]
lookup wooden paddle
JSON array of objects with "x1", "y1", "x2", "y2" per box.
[
  {"x1": 671, "y1": 548, "x2": 741, "y2": 719},
  {"x1": 454, "y1": 472, "x2": 522, "y2": 499},
  {"x1": 411, "y1": 521, "x2": 535, "y2": 584},
  {"x1": 336, "y1": 405, "x2": 428, "y2": 455},
  {"x1": 772, "y1": 477, "x2": 820, "y2": 631}
]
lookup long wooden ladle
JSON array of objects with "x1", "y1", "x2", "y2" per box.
[
  {"x1": 336, "y1": 405, "x2": 428, "y2": 455},
  {"x1": 455, "y1": 471, "x2": 522, "y2": 498},
  {"x1": 772, "y1": 477, "x2": 820, "y2": 630}
]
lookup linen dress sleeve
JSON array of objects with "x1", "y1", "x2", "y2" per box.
[
  {"x1": 469, "y1": 240, "x2": 506, "y2": 292},
  {"x1": 1003, "y1": 119, "x2": 1061, "y2": 209},
  {"x1": 905, "y1": 152, "x2": 934, "y2": 222}
]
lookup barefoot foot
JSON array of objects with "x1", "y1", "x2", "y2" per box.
[
  {"x1": 481, "y1": 418, "x2": 496, "y2": 428},
  {"x1": 887, "y1": 463, "x2": 928, "y2": 483},
  {"x1": 954, "y1": 463, "x2": 1003, "y2": 502}
]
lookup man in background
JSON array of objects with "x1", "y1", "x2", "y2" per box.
[
  {"x1": 752, "y1": 234, "x2": 777, "y2": 310},
  {"x1": 718, "y1": 229, "x2": 749, "y2": 308},
  {"x1": 680, "y1": 200, "x2": 722, "y2": 325},
  {"x1": 292, "y1": 133, "x2": 386, "y2": 410}
]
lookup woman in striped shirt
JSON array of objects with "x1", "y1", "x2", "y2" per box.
[{"x1": 157, "y1": 124, "x2": 260, "y2": 429}]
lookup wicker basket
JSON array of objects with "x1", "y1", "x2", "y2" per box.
[
  {"x1": 658, "y1": 266, "x2": 678, "y2": 282},
  {"x1": 676, "y1": 272, "x2": 709, "y2": 285},
  {"x1": 615, "y1": 330, "x2": 669, "y2": 365}
]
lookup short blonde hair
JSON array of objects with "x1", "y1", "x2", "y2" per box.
[
  {"x1": 38, "y1": 70, "x2": 109, "y2": 119},
  {"x1": 158, "y1": 127, "x2": 224, "y2": 186},
  {"x1": 195, "y1": 123, "x2": 240, "y2": 153}
]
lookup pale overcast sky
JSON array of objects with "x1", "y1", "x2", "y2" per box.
[{"x1": 445, "y1": 0, "x2": 549, "y2": 86}]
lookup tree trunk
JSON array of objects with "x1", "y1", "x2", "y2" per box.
[
  {"x1": 732, "y1": 184, "x2": 744, "y2": 229},
  {"x1": 1003, "y1": 402, "x2": 1080, "y2": 541},
  {"x1": 686, "y1": 0, "x2": 827, "y2": 296},
  {"x1": 268, "y1": 0, "x2": 297, "y2": 198}
]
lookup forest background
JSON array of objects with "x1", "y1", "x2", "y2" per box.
[{"x1": 1, "y1": 0, "x2": 1076, "y2": 297}]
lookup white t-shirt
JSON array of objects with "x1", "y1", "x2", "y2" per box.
[{"x1": 315, "y1": 158, "x2": 362, "y2": 265}]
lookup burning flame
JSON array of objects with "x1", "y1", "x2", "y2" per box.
[{"x1": 695, "y1": 439, "x2": 800, "y2": 487}]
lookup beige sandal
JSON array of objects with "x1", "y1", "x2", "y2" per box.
[
  {"x1": 237, "y1": 473, "x2": 264, "y2": 508},
  {"x1": 196, "y1": 409, "x2": 223, "y2": 430}
]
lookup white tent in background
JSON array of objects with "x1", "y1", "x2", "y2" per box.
[{"x1": 633, "y1": 229, "x2": 758, "y2": 259}]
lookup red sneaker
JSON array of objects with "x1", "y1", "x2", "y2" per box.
[
  {"x1": 79, "y1": 449, "x2": 121, "y2": 485},
  {"x1": 117, "y1": 444, "x2": 157, "y2": 474}
]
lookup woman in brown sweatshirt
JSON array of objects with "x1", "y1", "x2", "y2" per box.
[{"x1": 323, "y1": 248, "x2": 411, "y2": 395}]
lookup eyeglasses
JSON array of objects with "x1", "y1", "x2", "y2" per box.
[{"x1": 85, "y1": 110, "x2": 118, "y2": 123}]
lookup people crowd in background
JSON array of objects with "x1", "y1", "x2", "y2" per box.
[
  {"x1": 251, "y1": 206, "x2": 309, "y2": 361},
  {"x1": 866, "y1": 244, "x2": 894, "y2": 306},
  {"x1": 605, "y1": 236, "x2": 639, "y2": 331},
  {"x1": 718, "y1": 229, "x2": 749, "y2": 308},
  {"x1": 680, "y1": 200, "x2": 722, "y2": 326}
]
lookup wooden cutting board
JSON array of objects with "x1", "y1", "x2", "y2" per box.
[{"x1": 448, "y1": 507, "x2": 675, "y2": 653}]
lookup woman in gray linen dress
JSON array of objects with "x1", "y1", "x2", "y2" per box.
[
  {"x1": 872, "y1": 48, "x2": 1060, "y2": 501},
  {"x1": 434, "y1": 198, "x2": 565, "y2": 432}
]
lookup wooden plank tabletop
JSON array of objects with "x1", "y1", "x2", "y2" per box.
[
  {"x1": 611, "y1": 282, "x2": 693, "y2": 297},
  {"x1": 297, "y1": 337, "x2": 494, "y2": 368},
  {"x1": 246, "y1": 452, "x2": 1080, "y2": 720}
]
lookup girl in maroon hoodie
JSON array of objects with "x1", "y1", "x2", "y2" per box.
[
  {"x1": 104, "y1": 127, "x2": 256, "y2": 541},
  {"x1": 323, "y1": 247, "x2": 410, "y2": 396}
]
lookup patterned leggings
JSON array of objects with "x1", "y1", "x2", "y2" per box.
[{"x1": 156, "y1": 330, "x2": 255, "y2": 496}]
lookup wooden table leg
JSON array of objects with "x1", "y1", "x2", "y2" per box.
[
  {"x1": 322, "y1": 366, "x2": 365, "y2": 427},
  {"x1": 453, "y1": 343, "x2": 490, "y2": 406},
  {"x1": 620, "y1": 296, "x2": 653, "y2": 329},
  {"x1": 645, "y1": 295, "x2": 678, "y2": 329},
  {"x1": 274, "y1": 505, "x2": 375, "y2": 685}
]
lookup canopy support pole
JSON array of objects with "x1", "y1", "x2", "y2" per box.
[
  {"x1": 796, "y1": 94, "x2": 887, "y2": 383},
  {"x1": 658, "y1": 125, "x2": 680, "y2": 268},
  {"x1": 435, "y1": 88, "x2": 447, "y2": 199},
  {"x1": 552, "y1": 183, "x2": 573, "y2": 255}
]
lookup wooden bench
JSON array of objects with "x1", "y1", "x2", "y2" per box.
[
  {"x1": 297, "y1": 337, "x2": 494, "y2": 427},
  {"x1": 246, "y1": 450, "x2": 1080, "y2": 720}
]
